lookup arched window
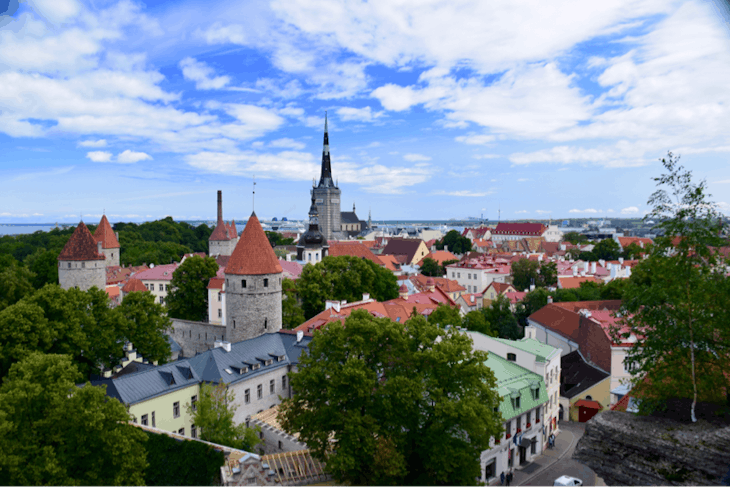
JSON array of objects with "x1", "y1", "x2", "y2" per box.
[{"x1": 585, "y1": 395, "x2": 592, "y2": 401}]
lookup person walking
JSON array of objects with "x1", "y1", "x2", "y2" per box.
[
  {"x1": 506, "y1": 470, "x2": 512, "y2": 486},
  {"x1": 501, "y1": 471, "x2": 505, "y2": 485}
]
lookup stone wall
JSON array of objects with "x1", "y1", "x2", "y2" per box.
[
  {"x1": 251, "y1": 418, "x2": 307, "y2": 455},
  {"x1": 101, "y1": 247, "x2": 120, "y2": 267},
  {"x1": 58, "y1": 260, "x2": 106, "y2": 291},
  {"x1": 169, "y1": 318, "x2": 227, "y2": 358},
  {"x1": 573, "y1": 411, "x2": 730, "y2": 485},
  {"x1": 225, "y1": 272, "x2": 282, "y2": 343},
  {"x1": 209, "y1": 239, "x2": 235, "y2": 257}
]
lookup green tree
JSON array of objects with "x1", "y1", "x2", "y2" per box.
[
  {"x1": 0, "y1": 255, "x2": 35, "y2": 312},
  {"x1": 537, "y1": 261, "x2": 558, "y2": 287},
  {"x1": 297, "y1": 255, "x2": 398, "y2": 319},
  {"x1": 117, "y1": 291, "x2": 172, "y2": 365},
  {"x1": 515, "y1": 288, "x2": 550, "y2": 325},
  {"x1": 419, "y1": 257, "x2": 442, "y2": 277},
  {"x1": 166, "y1": 255, "x2": 219, "y2": 322},
  {"x1": 0, "y1": 352, "x2": 147, "y2": 485},
  {"x1": 282, "y1": 278, "x2": 305, "y2": 329},
  {"x1": 563, "y1": 231, "x2": 587, "y2": 245},
  {"x1": 427, "y1": 303, "x2": 463, "y2": 328},
  {"x1": 187, "y1": 382, "x2": 260, "y2": 451},
  {"x1": 511, "y1": 258, "x2": 540, "y2": 291},
  {"x1": 621, "y1": 242, "x2": 645, "y2": 260},
  {"x1": 613, "y1": 153, "x2": 730, "y2": 421},
  {"x1": 279, "y1": 310, "x2": 503, "y2": 485},
  {"x1": 463, "y1": 309, "x2": 497, "y2": 337},
  {"x1": 578, "y1": 250, "x2": 597, "y2": 262},
  {"x1": 593, "y1": 238, "x2": 621, "y2": 261},
  {"x1": 436, "y1": 230, "x2": 472, "y2": 254},
  {"x1": 482, "y1": 295, "x2": 522, "y2": 339},
  {"x1": 25, "y1": 249, "x2": 59, "y2": 289},
  {"x1": 143, "y1": 430, "x2": 225, "y2": 486}
]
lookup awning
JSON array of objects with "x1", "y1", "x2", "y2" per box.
[
  {"x1": 574, "y1": 399, "x2": 603, "y2": 410},
  {"x1": 611, "y1": 384, "x2": 631, "y2": 396}
]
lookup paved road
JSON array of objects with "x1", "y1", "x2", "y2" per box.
[{"x1": 515, "y1": 422, "x2": 604, "y2": 487}]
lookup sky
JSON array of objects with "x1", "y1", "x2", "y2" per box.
[{"x1": 1, "y1": 0, "x2": 730, "y2": 223}]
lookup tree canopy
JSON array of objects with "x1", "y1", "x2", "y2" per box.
[
  {"x1": 282, "y1": 278, "x2": 305, "y2": 329},
  {"x1": 613, "y1": 153, "x2": 730, "y2": 421},
  {"x1": 511, "y1": 259, "x2": 558, "y2": 291},
  {"x1": 563, "y1": 231, "x2": 588, "y2": 245},
  {"x1": 279, "y1": 310, "x2": 502, "y2": 485},
  {"x1": 166, "y1": 255, "x2": 219, "y2": 322},
  {"x1": 592, "y1": 238, "x2": 621, "y2": 261},
  {"x1": 0, "y1": 352, "x2": 148, "y2": 485},
  {"x1": 419, "y1": 257, "x2": 442, "y2": 277},
  {"x1": 435, "y1": 230, "x2": 472, "y2": 254},
  {"x1": 297, "y1": 255, "x2": 399, "y2": 319}
]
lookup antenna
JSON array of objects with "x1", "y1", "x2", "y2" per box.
[{"x1": 252, "y1": 175, "x2": 256, "y2": 212}]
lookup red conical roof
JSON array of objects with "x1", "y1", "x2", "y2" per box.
[
  {"x1": 58, "y1": 222, "x2": 106, "y2": 261},
  {"x1": 94, "y1": 215, "x2": 120, "y2": 249},
  {"x1": 210, "y1": 219, "x2": 231, "y2": 241},
  {"x1": 226, "y1": 212, "x2": 283, "y2": 275}
]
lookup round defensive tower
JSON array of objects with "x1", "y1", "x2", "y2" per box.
[
  {"x1": 58, "y1": 221, "x2": 107, "y2": 291},
  {"x1": 94, "y1": 214, "x2": 121, "y2": 267},
  {"x1": 225, "y1": 211, "x2": 283, "y2": 343}
]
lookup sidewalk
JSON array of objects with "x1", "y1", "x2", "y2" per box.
[{"x1": 511, "y1": 425, "x2": 578, "y2": 486}]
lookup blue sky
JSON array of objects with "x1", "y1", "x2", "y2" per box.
[{"x1": 1, "y1": 0, "x2": 730, "y2": 223}]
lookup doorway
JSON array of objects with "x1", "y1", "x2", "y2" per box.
[{"x1": 519, "y1": 445, "x2": 527, "y2": 465}]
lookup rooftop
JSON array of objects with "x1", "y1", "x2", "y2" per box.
[
  {"x1": 58, "y1": 221, "x2": 106, "y2": 261},
  {"x1": 226, "y1": 213, "x2": 283, "y2": 276}
]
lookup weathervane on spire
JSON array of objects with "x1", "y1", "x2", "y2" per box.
[{"x1": 252, "y1": 175, "x2": 256, "y2": 212}]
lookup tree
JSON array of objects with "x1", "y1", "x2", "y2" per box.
[
  {"x1": 279, "y1": 310, "x2": 503, "y2": 485},
  {"x1": 426, "y1": 303, "x2": 462, "y2": 328},
  {"x1": 117, "y1": 291, "x2": 172, "y2": 365},
  {"x1": 0, "y1": 255, "x2": 35, "y2": 312},
  {"x1": 0, "y1": 352, "x2": 148, "y2": 485},
  {"x1": 613, "y1": 152, "x2": 730, "y2": 422},
  {"x1": 25, "y1": 249, "x2": 59, "y2": 289},
  {"x1": 578, "y1": 250, "x2": 597, "y2": 262},
  {"x1": 419, "y1": 257, "x2": 442, "y2": 277},
  {"x1": 282, "y1": 278, "x2": 305, "y2": 329},
  {"x1": 482, "y1": 295, "x2": 522, "y2": 339},
  {"x1": 537, "y1": 261, "x2": 558, "y2": 288},
  {"x1": 435, "y1": 230, "x2": 472, "y2": 254},
  {"x1": 593, "y1": 238, "x2": 621, "y2": 261},
  {"x1": 511, "y1": 258, "x2": 540, "y2": 292},
  {"x1": 187, "y1": 382, "x2": 259, "y2": 451},
  {"x1": 462, "y1": 309, "x2": 497, "y2": 337},
  {"x1": 297, "y1": 255, "x2": 399, "y2": 319},
  {"x1": 166, "y1": 255, "x2": 219, "y2": 322},
  {"x1": 563, "y1": 231, "x2": 587, "y2": 245},
  {"x1": 621, "y1": 242, "x2": 645, "y2": 260}
]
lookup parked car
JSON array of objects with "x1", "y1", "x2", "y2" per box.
[{"x1": 554, "y1": 475, "x2": 583, "y2": 486}]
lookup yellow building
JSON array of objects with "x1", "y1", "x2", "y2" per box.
[{"x1": 558, "y1": 350, "x2": 611, "y2": 423}]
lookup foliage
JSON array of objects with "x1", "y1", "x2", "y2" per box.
[
  {"x1": 621, "y1": 242, "x2": 646, "y2": 260},
  {"x1": 0, "y1": 227, "x2": 75, "y2": 263},
  {"x1": 462, "y1": 309, "x2": 497, "y2": 337},
  {"x1": 25, "y1": 249, "x2": 60, "y2": 289},
  {"x1": 578, "y1": 250, "x2": 598, "y2": 262},
  {"x1": 166, "y1": 255, "x2": 220, "y2": 322},
  {"x1": 0, "y1": 352, "x2": 148, "y2": 485},
  {"x1": 279, "y1": 310, "x2": 503, "y2": 485},
  {"x1": 481, "y1": 295, "x2": 522, "y2": 339},
  {"x1": 419, "y1": 257, "x2": 442, "y2": 277},
  {"x1": 266, "y1": 231, "x2": 295, "y2": 247},
  {"x1": 187, "y1": 382, "x2": 260, "y2": 451},
  {"x1": 297, "y1": 255, "x2": 399, "y2": 319},
  {"x1": 282, "y1": 278, "x2": 305, "y2": 329},
  {"x1": 116, "y1": 290, "x2": 172, "y2": 365},
  {"x1": 539, "y1": 261, "x2": 558, "y2": 287},
  {"x1": 592, "y1": 238, "x2": 621, "y2": 261},
  {"x1": 0, "y1": 255, "x2": 35, "y2": 312},
  {"x1": 427, "y1": 303, "x2": 462, "y2": 328},
  {"x1": 613, "y1": 153, "x2": 730, "y2": 422},
  {"x1": 563, "y1": 231, "x2": 588, "y2": 245},
  {"x1": 435, "y1": 230, "x2": 472, "y2": 254},
  {"x1": 511, "y1": 259, "x2": 558, "y2": 291},
  {"x1": 144, "y1": 430, "x2": 225, "y2": 486}
]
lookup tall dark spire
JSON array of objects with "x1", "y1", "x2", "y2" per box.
[{"x1": 318, "y1": 111, "x2": 334, "y2": 187}]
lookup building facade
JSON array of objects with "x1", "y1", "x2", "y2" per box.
[{"x1": 58, "y1": 221, "x2": 107, "y2": 291}]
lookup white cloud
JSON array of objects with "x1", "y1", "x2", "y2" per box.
[
  {"x1": 179, "y1": 57, "x2": 231, "y2": 90},
  {"x1": 535, "y1": 210, "x2": 551, "y2": 214},
  {"x1": 403, "y1": 153, "x2": 431, "y2": 162},
  {"x1": 621, "y1": 206, "x2": 640, "y2": 214},
  {"x1": 86, "y1": 151, "x2": 112, "y2": 162},
  {"x1": 455, "y1": 134, "x2": 496, "y2": 145},
  {"x1": 269, "y1": 138, "x2": 305, "y2": 150},
  {"x1": 433, "y1": 190, "x2": 494, "y2": 197},
  {"x1": 27, "y1": 0, "x2": 81, "y2": 25},
  {"x1": 517, "y1": 178, "x2": 530, "y2": 182},
  {"x1": 569, "y1": 208, "x2": 599, "y2": 213},
  {"x1": 714, "y1": 179, "x2": 730, "y2": 184},
  {"x1": 77, "y1": 139, "x2": 106, "y2": 148},
  {"x1": 117, "y1": 150, "x2": 152, "y2": 163},
  {"x1": 13, "y1": 166, "x2": 75, "y2": 181},
  {"x1": 472, "y1": 154, "x2": 500, "y2": 160},
  {"x1": 515, "y1": 210, "x2": 528, "y2": 214},
  {"x1": 336, "y1": 106, "x2": 382, "y2": 122}
]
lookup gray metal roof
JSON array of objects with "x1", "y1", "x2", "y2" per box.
[{"x1": 340, "y1": 211, "x2": 360, "y2": 224}]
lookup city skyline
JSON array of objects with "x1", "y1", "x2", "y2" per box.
[{"x1": 1, "y1": 0, "x2": 730, "y2": 223}]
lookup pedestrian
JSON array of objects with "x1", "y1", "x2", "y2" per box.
[
  {"x1": 506, "y1": 470, "x2": 511, "y2": 486},
  {"x1": 509, "y1": 469, "x2": 514, "y2": 485},
  {"x1": 501, "y1": 471, "x2": 505, "y2": 485}
]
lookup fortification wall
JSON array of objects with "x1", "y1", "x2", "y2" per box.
[
  {"x1": 225, "y1": 272, "x2": 282, "y2": 343},
  {"x1": 58, "y1": 260, "x2": 106, "y2": 291},
  {"x1": 169, "y1": 318, "x2": 227, "y2": 358}
]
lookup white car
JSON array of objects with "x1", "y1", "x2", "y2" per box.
[{"x1": 553, "y1": 475, "x2": 583, "y2": 486}]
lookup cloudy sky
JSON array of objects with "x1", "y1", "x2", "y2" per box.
[{"x1": 1, "y1": 0, "x2": 730, "y2": 223}]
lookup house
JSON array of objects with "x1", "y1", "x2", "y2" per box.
[
  {"x1": 467, "y1": 332, "x2": 562, "y2": 448},
  {"x1": 455, "y1": 292, "x2": 483, "y2": 314},
  {"x1": 557, "y1": 275, "x2": 603, "y2": 289},
  {"x1": 409, "y1": 274, "x2": 465, "y2": 301},
  {"x1": 615, "y1": 236, "x2": 653, "y2": 252},
  {"x1": 525, "y1": 300, "x2": 638, "y2": 405},
  {"x1": 134, "y1": 263, "x2": 180, "y2": 305},
  {"x1": 482, "y1": 282, "x2": 517, "y2": 306},
  {"x1": 445, "y1": 259, "x2": 512, "y2": 294},
  {"x1": 208, "y1": 275, "x2": 225, "y2": 324},
  {"x1": 327, "y1": 241, "x2": 386, "y2": 268},
  {"x1": 491, "y1": 223, "x2": 547, "y2": 242},
  {"x1": 378, "y1": 254, "x2": 403, "y2": 274},
  {"x1": 559, "y1": 350, "x2": 611, "y2": 423},
  {"x1": 381, "y1": 238, "x2": 430, "y2": 266},
  {"x1": 417, "y1": 249, "x2": 458, "y2": 268},
  {"x1": 279, "y1": 259, "x2": 303, "y2": 280},
  {"x1": 473, "y1": 238, "x2": 494, "y2": 253},
  {"x1": 463, "y1": 226, "x2": 492, "y2": 241}
]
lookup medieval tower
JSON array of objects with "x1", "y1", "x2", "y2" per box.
[
  {"x1": 224, "y1": 212, "x2": 283, "y2": 343},
  {"x1": 312, "y1": 113, "x2": 343, "y2": 241},
  {"x1": 93, "y1": 214, "x2": 120, "y2": 267},
  {"x1": 209, "y1": 190, "x2": 238, "y2": 256},
  {"x1": 58, "y1": 221, "x2": 107, "y2": 291}
]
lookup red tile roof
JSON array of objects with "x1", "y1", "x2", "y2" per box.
[
  {"x1": 574, "y1": 399, "x2": 603, "y2": 410},
  {"x1": 327, "y1": 241, "x2": 385, "y2": 267},
  {"x1": 122, "y1": 278, "x2": 147, "y2": 293},
  {"x1": 417, "y1": 250, "x2": 458, "y2": 266},
  {"x1": 226, "y1": 213, "x2": 283, "y2": 276},
  {"x1": 492, "y1": 222, "x2": 547, "y2": 236},
  {"x1": 207, "y1": 277, "x2": 224, "y2": 290},
  {"x1": 228, "y1": 220, "x2": 238, "y2": 239},
  {"x1": 105, "y1": 285, "x2": 120, "y2": 298},
  {"x1": 378, "y1": 254, "x2": 401, "y2": 272},
  {"x1": 617, "y1": 237, "x2": 653, "y2": 249},
  {"x1": 610, "y1": 393, "x2": 632, "y2": 412},
  {"x1": 94, "y1": 215, "x2": 120, "y2": 249},
  {"x1": 58, "y1": 222, "x2": 106, "y2": 261},
  {"x1": 558, "y1": 276, "x2": 603, "y2": 289}
]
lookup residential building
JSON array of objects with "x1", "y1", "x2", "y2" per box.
[
  {"x1": 455, "y1": 292, "x2": 483, "y2": 314},
  {"x1": 446, "y1": 258, "x2": 512, "y2": 294},
  {"x1": 463, "y1": 226, "x2": 492, "y2": 241},
  {"x1": 482, "y1": 282, "x2": 517, "y2": 306},
  {"x1": 134, "y1": 263, "x2": 179, "y2": 305},
  {"x1": 121, "y1": 277, "x2": 147, "y2": 300},
  {"x1": 57, "y1": 221, "x2": 107, "y2": 291},
  {"x1": 327, "y1": 240, "x2": 386, "y2": 268},
  {"x1": 416, "y1": 249, "x2": 458, "y2": 268},
  {"x1": 208, "y1": 276, "x2": 225, "y2": 325},
  {"x1": 491, "y1": 223, "x2": 547, "y2": 242},
  {"x1": 93, "y1": 214, "x2": 121, "y2": 267},
  {"x1": 559, "y1": 350, "x2": 611, "y2": 423},
  {"x1": 381, "y1": 238, "x2": 430, "y2": 266},
  {"x1": 409, "y1": 274, "x2": 465, "y2": 301}
]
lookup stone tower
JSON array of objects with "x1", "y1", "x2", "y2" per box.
[
  {"x1": 209, "y1": 190, "x2": 238, "y2": 256},
  {"x1": 58, "y1": 221, "x2": 107, "y2": 291},
  {"x1": 297, "y1": 192, "x2": 329, "y2": 263},
  {"x1": 94, "y1": 214, "x2": 120, "y2": 267},
  {"x1": 225, "y1": 212, "x2": 283, "y2": 343},
  {"x1": 312, "y1": 112, "x2": 342, "y2": 241}
]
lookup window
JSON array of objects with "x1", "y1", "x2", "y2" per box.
[
  {"x1": 159, "y1": 284, "x2": 163, "y2": 291},
  {"x1": 257, "y1": 384, "x2": 263, "y2": 399},
  {"x1": 233, "y1": 320, "x2": 236, "y2": 329},
  {"x1": 515, "y1": 396, "x2": 521, "y2": 409},
  {"x1": 191, "y1": 395, "x2": 197, "y2": 411},
  {"x1": 152, "y1": 411, "x2": 155, "y2": 428},
  {"x1": 278, "y1": 440, "x2": 283, "y2": 450},
  {"x1": 457, "y1": 272, "x2": 460, "y2": 278},
  {"x1": 264, "y1": 318, "x2": 267, "y2": 329},
  {"x1": 259, "y1": 431, "x2": 264, "y2": 439},
  {"x1": 282, "y1": 375, "x2": 287, "y2": 390},
  {"x1": 452, "y1": 272, "x2": 455, "y2": 278},
  {"x1": 191, "y1": 425, "x2": 197, "y2": 439},
  {"x1": 507, "y1": 353, "x2": 517, "y2": 362},
  {"x1": 506, "y1": 420, "x2": 511, "y2": 434},
  {"x1": 485, "y1": 459, "x2": 496, "y2": 480},
  {"x1": 218, "y1": 309, "x2": 222, "y2": 318},
  {"x1": 468, "y1": 273, "x2": 471, "y2": 279},
  {"x1": 264, "y1": 278, "x2": 269, "y2": 287},
  {"x1": 141, "y1": 414, "x2": 148, "y2": 426},
  {"x1": 245, "y1": 389, "x2": 250, "y2": 404},
  {"x1": 178, "y1": 428, "x2": 185, "y2": 436},
  {"x1": 531, "y1": 437, "x2": 537, "y2": 454},
  {"x1": 68, "y1": 262, "x2": 71, "y2": 268},
  {"x1": 218, "y1": 293, "x2": 221, "y2": 302},
  {"x1": 173, "y1": 401, "x2": 180, "y2": 418},
  {"x1": 242, "y1": 279, "x2": 246, "y2": 288},
  {"x1": 585, "y1": 395, "x2": 593, "y2": 401},
  {"x1": 82, "y1": 262, "x2": 85, "y2": 268},
  {"x1": 159, "y1": 296, "x2": 164, "y2": 304},
  {"x1": 517, "y1": 415, "x2": 521, "y2": 429},
  {"x1": 270, "y1": 379, "x2": 275, "y2": 394}
]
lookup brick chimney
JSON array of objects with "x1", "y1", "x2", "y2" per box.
[{"x1": 217, "y1": 190, "x2": 223, "y2": 223}]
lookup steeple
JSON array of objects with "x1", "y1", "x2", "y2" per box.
[{"x1": 318, "y1": 111, "x2": 334, "y2": 188}]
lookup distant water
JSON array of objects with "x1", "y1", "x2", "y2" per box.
[{"x1": 0, "y1": 224, "x2": 64, "y2": 236}]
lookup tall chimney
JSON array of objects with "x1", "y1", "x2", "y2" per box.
[{"x1": 217, "y1": 190, "x2": 223, "y2": 223}]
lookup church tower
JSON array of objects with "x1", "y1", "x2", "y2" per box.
[
  {"x1": 225, "y1": 212, "x2": 283, "y2": 343},
  {"x1": 58, "y1": 221, "x2": 107, "y2": 291},
  {"x1": 297, "y1": 193, "x2": 329, "y2": 263},
  {"x1": 312, "y1": 112, "x2": 342, "y2": 241}
]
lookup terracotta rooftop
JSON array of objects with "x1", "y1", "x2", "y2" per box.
[
  {"x1": 210, "y1": 219, "x2": 233, "y2": 241},
  {"x1": 558, "y1": 276, "x2": 603, "y2": 289},
  {"x1": 327, "y1": 241, "x2": 384, "y2": 267},
  {"x1": 226, "y1": 213, "x2": 283, "y2": 276},
  {"x1": 122, "y1": 278, "x2": 147, "y2": 293},
  {"x1": 207, "y1": 277, "x2": 224, "y2": 290},
  {"x1": 492, "y1": 222, "x2": 547, "y2": 236},
  {"x1": 94, "y1": 215, "x2": 120, "y2": 249},
  {"x1": 417, "y1": 250, "x2": 458, "y2": 266},
  {"x1": 134, "y1": 263, "x2": 179, "y2": 281},
  {"x1": 58, "y1": 221, "x2": 106, "y2": 261}
]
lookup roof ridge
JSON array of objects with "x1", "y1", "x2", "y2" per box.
[{"x1": 226, "y1": 213, "x2": 283, "y2": 275}]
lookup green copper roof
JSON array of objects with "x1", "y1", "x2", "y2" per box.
[
  {"x1": 485, "y1": 352, "x2": 548, "y2": 421},
  {"x1": 490, "y1": 336, "x2": 561, "y2": 363}
]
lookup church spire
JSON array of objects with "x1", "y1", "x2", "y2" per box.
[{"x1": 318, "y1": 111, "x2": 334, "y2": 188}]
